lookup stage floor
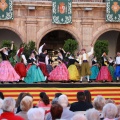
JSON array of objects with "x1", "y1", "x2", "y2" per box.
[{"x1": 0, "y1": 82, "x2": 120, "y2": 105}]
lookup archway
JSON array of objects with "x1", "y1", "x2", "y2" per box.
[
  {"x1": 0, "y1": 29, "x2": 23, "y2": 48},
  {"x1": 96, "y1": 30, "x2": 120, "y2": 58},
  {"x1": 39, "y1": 30, "x2": 76, "y2": 50}
]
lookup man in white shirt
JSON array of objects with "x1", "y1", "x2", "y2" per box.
[{"x1": 80, "y1": 45, "x2": 93, "y2": 83}]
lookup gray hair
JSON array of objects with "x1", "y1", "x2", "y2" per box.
[
  {"x1": 58, "y1": 94, "x2": 68, "y2": 108},
  {"x1": 71, "y1": 114, "x2": 87, "y2": 120},
  {"x1": 2, "y1": 97, "x2": 16, "y2": 112},
  {"x1": 103, "y1": 103, "x2": 118, "y2": 119},
  {"x1": 93, "y1": 95, "x2": 105, "y2": 111},
  {"x1": 27, "y1": 108, "x2": 45, "y2": 120},
  {"x1": 86, "y1": 108, "x2": 100, "y2": 120}
]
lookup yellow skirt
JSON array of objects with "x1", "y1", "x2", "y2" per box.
[{"x1": 68, "y1": 65, "x2": 80, "y2": 81}]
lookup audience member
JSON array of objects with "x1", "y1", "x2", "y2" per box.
[
  {"x1": 86, "y1": 108, "x2": 100, "y2": 120},
  {"x1": 71, "y1": 113, "x2": 87, "y2": 120},
  {"x1": 17, "y1": 96, "x2": 33, "y2": 120},
  {"x1": 103, "y1": 103, "x2": 118, "y2": 120},
  {"x1": 84, "y1": 90, "x2": 92, "y2": 104},
  {"x1": 105, "y1": 98, "x2": 115, "y2": 104},
  {"x1": 52, "y1": 92, "x2": 62, "y2": 104},
  {"x1": 0, "y1": 98, "x2": 3, "y2": 114},
  {"x1": 70, "y1": 91, "x2": 93, "y2": 112},
  {"x1": 0, "y1": 92, "x2": 4, "y2": 99},
  {"x1": 27, "y1": 108, "x2": 45, "y2": 120},
  {"x1": 1, "y1": 97, "x2": 24, "y2": 120}
]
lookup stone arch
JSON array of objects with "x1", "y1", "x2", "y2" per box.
[
  {"x1": 0, "y1": 26, "x2": 24, "y2": 43},
  {"x1": 37, "y1": 24, "x2": 82, "y2": 49},
  {"x1": 92, "y1": 24, "x2": 120, "y2": 45}
]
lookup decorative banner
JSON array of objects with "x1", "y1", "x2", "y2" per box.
[
  {"x1": 0, "y1": 0, "x2": 13, "y2": 20},
  {"x1": 106, "y1": 0, "x2": 120, "y2": 22},
  {"x1": 52, "y1": 0, "x2": 72, "y2": 24}
]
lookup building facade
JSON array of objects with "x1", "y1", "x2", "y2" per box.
[{"x1": 0, "y1": 0, "x2": 120, "y2": 57}]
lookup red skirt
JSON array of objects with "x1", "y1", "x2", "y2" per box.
[
  {"x1": 14, "y1": 63, "x2": 27, "y2": 78},
  {"x1": 38, "y1": 63, "x2": 49, "y2": 77},
  {"x1": 96, "y1": 66, "x2": 112, "y2": 82}
]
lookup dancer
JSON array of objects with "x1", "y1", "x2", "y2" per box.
[
  {"x1": 68, "y1": 55, "x2": 80, "y2": 81},
  {"x1": 38, "y1": 43, "x2": 49, "y2": 80},
  {"x1": 96, "y1": 52, "x2": 112, "y2": 82},
  {"x1": 24, "y1": 51, "x2": 45, "y2": 84},
  {"x1": 114, "y1": 52, "x2": 120, "y2": 82},
  {"x1": 108, "y1": 57, "x2": 116, "y2": 82},
  {"x1": 48, "y1": 52, "x2": 69, "y2": 82},
  {"x1": 0, "y1": 41, "x2": 20, "y2": 82},
  {"x1": 80, "y1": 45, "x2": 93, "y2": 83},
  {"x1": 89, "y1": 56, "x2": 99, "y2": 81}
]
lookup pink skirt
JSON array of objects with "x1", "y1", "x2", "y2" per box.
[
  {"x1": 48, "y1": 63, "x2": 69, "y2": 81},
  {"x1": 0, "y1": 61, "x2": 20, "y2": 81},
  {"x1": 96, "y1": 66, "x2": 112, "y2": 82}
]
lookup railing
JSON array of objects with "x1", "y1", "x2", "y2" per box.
[{"x1": 13, "y1": 0, "x2": 104, "y2": 2}]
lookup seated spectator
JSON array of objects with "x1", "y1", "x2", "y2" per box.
[
  {"x1": 46, "y1": 94, "x2": 74, "y2": 120},
  {"x1": 116, "y1": 105, "x2": 120, "y2": 119},
  {"x1": 71, "y1": 113, "x2": 87, "y2": 120},
  {"x1": 0, "y1": 92, "x2": 4, "y2": 100},
  {"x1": 70, "y1": 91, "x2": 93, "y2": 112},
  {"x1": 50, "y1": 104, "x2": 63, "y2": 120},
  {"x1": 37, "y1": 92, "x2": 51, "y2": 108},
  {"x1": 84, "y1": 90, "x2": 92, "y2": 104},
  {"x1": 1, "y1": 97, "x2": 24, "y2": 120},
  {"x1": 93, "y1": 95, "x2": 105, "y2": 119},
  {"x1": 105, "y1": 98, "x2": 115, "y2": 104},
  {"x1": 17, "y1": 96, "x2": 33, "y2": 120},
  {"x1": 86, "y1": 108, "x2": 100, "y2": 120},
  {"x1": 0, "y1": 98, "x2": 3, "y2": 114},
  {"x1": 27, "y1": 108, "x2": 45, "y2": 120},
  {"x1": 52, "y1": 92, "x2": 62, "y2": 104},
  {"x1": 103, "y1": 103, "x2": 118, "y2": 120}
]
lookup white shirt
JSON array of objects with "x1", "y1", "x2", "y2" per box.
[
  {"x1": 115, "y1": 56, "x2": 120, "y2": 64},
  {"x1": 82, "y1": 47, "x2": 93, "y2": 60},
  {"x1": 45, "y1": 56, "x2": 49, "y2": 65}
]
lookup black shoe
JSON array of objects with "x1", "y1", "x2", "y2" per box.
[
  {"x1": 80, "y1": 81, "x2": 82, "y2": 83},
  {"x1": 88, "y1": 81, "x2": 91, "y2": 83},
  {"x1": 1, "y1": 82, "x2": 4, "y2": 84},
  {"x1": 116, "y1": 80, "x2": 119, "y2": 82}
]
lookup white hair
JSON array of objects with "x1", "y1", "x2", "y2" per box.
[
  {"x1": 58, "y1": 94, "x2": 68, "y2": 107},
  {"x1": 93, "y1": 95, "x2": 105, "y2": 111},
  {"x1": 2, "y1": 97, "x2": 16, "y2": 112},
  {"x1": 71, "y1": 114, "x2": 87, "y2": 120},
  {"x1": 27, "y1": 108, "x2": 45, "y2": 120},
  {"x1": 0, "y1": 98, "x2": 3, "y2": 109},
  {"x1": 86, "y1": 108, "x2": 100, "y2": 120},
  {"x1": 103, "y1": 103, "x2": 118, "y2": 119}
]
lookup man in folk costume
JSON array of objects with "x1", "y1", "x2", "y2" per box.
[{"x1": 80, "y1": 45, "x2": 93, "y2": 83}]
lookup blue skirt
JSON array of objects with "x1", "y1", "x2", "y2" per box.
[
  {"x1": 90, "y1": 65, "x2": 99, "y2": 80},
  {"x1": 24, "y1": 65, "x2": 45, "y2": 84},
  {"x1": 108, "y1": 66, "x2": 116, "y2": 81},
  {"x1": 115, "y1": 66, "x2": 120, "y2": 77}
]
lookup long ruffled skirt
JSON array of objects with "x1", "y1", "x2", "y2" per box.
[
  {"x1": 0, "y1": 61, "x2": 20, "y2": 82},
  {"x1": 24, "y1": 65, "x2": 45, "y2": 84},
  {"x1": 48, "y1": 63, "x2": 69, "y2": 81},
  {"x1": 96, "y1": 66, "x2": 112, "y2": 82},
  {"x1": 108, "y1": 66, "x2": 116, "y2": 81}
]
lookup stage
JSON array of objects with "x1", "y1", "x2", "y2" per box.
[{"x1": 0, "y1": 82, "x2": 120, "y2": 105}]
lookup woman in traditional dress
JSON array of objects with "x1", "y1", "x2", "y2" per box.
[
  {"x1": 96, "y1": 52, "x2": 112, "y2": 82},
  {"x1": 0, "y1": 41, "x2": 20, "y2": 83},
  {"x1": 48, "y1": 52, "x2": 69, "y2": 81},
  {"x1": 108, "y1": 57, "x2": 116, "y2": 82},
  {"x1": 24, "y1": 51, "x2": 45, "y2": 84},
  {"x1": 89, "y1": 56, "x2": 99, "y2": 81},
  {"x1": 68, "y1": 55, "x2": 80, "y2": 81},
  {"x1": 14, "y1": 53, "x2": 27, "y2": 81}
]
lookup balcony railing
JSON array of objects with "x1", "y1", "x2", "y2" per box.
[{"x1": 13, "y1": 0, "x2": 104, "y2": 2}]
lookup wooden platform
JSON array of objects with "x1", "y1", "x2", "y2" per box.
[{"x1": 0, "y1": 82, "x2": 120, "y2": 105}]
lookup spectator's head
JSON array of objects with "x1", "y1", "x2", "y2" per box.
[
  {"x1": 72, "y1": 114, "x2": 87, "y2": 120},
  {"x1": 58, "y1": 94, "x2": 68, "y2": 108},
  {"x1": 39, "y1": 92, "x2": 50, "y2": 105},
  {"x1": 77, "y1": 91, "x2": 85, "y2": 102},
  {"x1": 0, "y1": 92, "x2": 4, "y2": 100},
  {"x1": 2, "y1": 97, "x2": 16, "y2": 112},
  {"x1": 55, "y1": 93, "x2": 62, "y2": 98},
  {"x1": 20, "y1": 96, "x2": 33, "y2": 112},
  {"x1": 105, "y1": 98, "x2": 115, "y2": 104},
  {"x1": 116, "y1": 105, "x2": 120, "y2": 118},
  {"x1": 103, "y1": 103, "x2": 117, "y2": 119},
  {"x1": 27, "y1": 108, "x2": 45, "y2": 120},
  {"x1": 93, "y1": 95, "x2": 105, "y2": 111},
  {"x1": 86, "y1": 108, "x2": 100, "y2": 120},
  {"x1": 0, "y1": 98, "x2": 3, "y2": 109},
  {"x1": 50, "y1": 104, "x2": 63, "y2": 120},
  {"x1": 84, "y1": 90, "x2": 92, "y2": 103}
]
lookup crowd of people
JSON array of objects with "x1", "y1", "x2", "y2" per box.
[
  {"x1": 0, "y1": 41, "x2": 120, "y2": 83},
  {"x1": 0, "y1": 91, "x2": 119, "y2": 120}
]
